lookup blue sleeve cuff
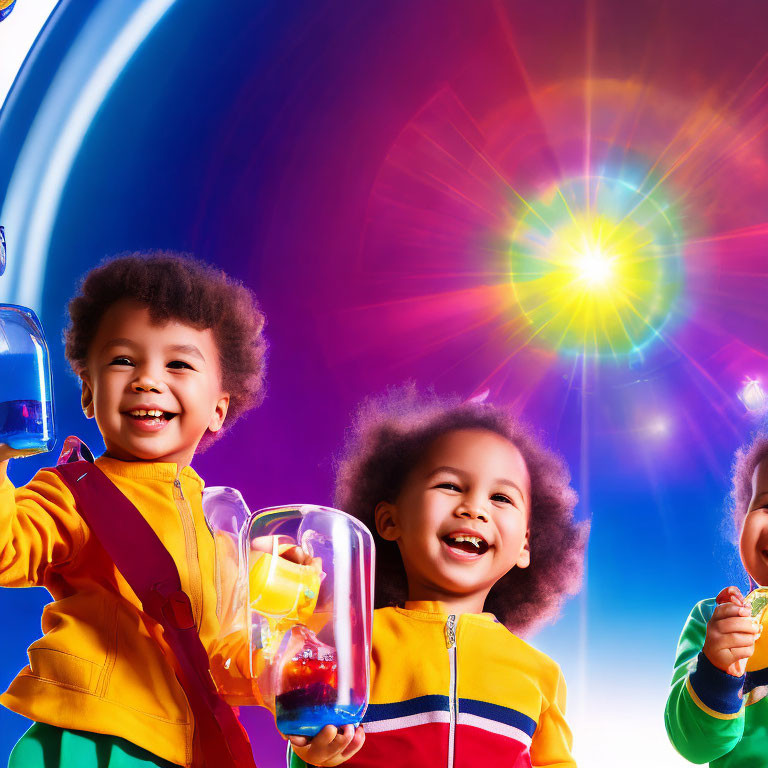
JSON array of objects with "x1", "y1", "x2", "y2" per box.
[{"x1": 688, "y1": 652, "x2": 745, "y2": 715}]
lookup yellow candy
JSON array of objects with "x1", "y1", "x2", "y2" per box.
[
  {"x1": 249, "y1": 552, "x2": 321, "y2": 621},
  {"x1": 744, "y1": 587, "x2": 768, "y2": 672}
]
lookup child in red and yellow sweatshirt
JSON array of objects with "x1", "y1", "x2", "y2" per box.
[{"x1": 290, "y1": 389, "x2": 587, "y2": 768}]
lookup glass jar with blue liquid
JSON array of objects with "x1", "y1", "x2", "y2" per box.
[{"x1": 0, "y1": 226, "x2": 56, "y2": 455}]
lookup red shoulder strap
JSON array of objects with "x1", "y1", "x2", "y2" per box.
[{"x1": 53, "y1": 446, "x2": 257, "y2": 768}]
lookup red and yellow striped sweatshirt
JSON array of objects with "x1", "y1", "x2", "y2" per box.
[{"x1": 293, "y1": 601, "x2": 575, "y2": 767}]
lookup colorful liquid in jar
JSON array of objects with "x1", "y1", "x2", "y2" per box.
[
  {"x1": 0, "y1": 342, "x2": 55, "y2": 454},
  {"x1": 275, "y1": 642, "x2": 364, "y2": 736},
  {"x1": 0, "y1": 398, "x2": 55, "y2": 453}
]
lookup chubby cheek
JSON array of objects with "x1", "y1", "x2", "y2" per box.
[
  {"x1": 496, "y1": 519, "x2": 527, "y2": 553},
  {"x1": 397, "y1": 526, "x2": 441, "y2": 574},
  {"x1": 740, "y1": 519, "x2": 768, "y2": 585}
]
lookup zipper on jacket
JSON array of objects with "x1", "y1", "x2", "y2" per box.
[
  {"x1": 198, "y1": 493, "x2": 223, "y2": 619},
  {"x1": 445, "y1": 614, "x2": 458, "y2": 768},
  {"x1": 173, "y1": 477, "x2": 203, "y2": 630}
]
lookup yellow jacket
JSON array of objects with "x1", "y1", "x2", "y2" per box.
[{"x1": 0, "y1": 456, "x2": 220, "y2": 767}]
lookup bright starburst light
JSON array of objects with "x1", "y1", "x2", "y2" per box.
[{"x1": 509, "y1": 175, "x2": 684, "y2": 359}]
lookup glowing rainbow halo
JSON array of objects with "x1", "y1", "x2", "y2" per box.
[{"x1": 509, "y1": 175, "x2": 683, "y2": 359}]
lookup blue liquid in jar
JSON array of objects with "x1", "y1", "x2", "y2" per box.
[
  {"x1": 276, "y1": 699, "x2": 365, "y2": 737},
  {"x1": 0, "y1": 334, "x2": 55, "y2": 454},
  {"x1": 0, "y1": 399, "x2": 55, "y2": 453}
]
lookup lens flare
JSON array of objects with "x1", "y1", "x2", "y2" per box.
[
  {"x1": 509, "y1": 176, "x2": 683, "y2": 359},
  {"x1": 739, "y1": 379, "x2": 768, "y2": 413}
]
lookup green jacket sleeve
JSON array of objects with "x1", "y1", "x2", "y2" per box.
[
  {"x1": 665, "y1": 598, "x2": 746, "y2": 764},
  {"x1": 287, "y1": 746, "x2": 311, "y2": 768}
]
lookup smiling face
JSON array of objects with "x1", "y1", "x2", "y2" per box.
[
  {"x1": 740, "y1": 457, "x2": 768, "y2": 586},
  {"x1": 375, "y1": 428, "x2": 531, "y2": 613},
  {"x1": 81, "y1": 300, "x2": 229, "y2": 466}
]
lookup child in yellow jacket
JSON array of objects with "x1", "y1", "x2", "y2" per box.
[
  {"x1": 290, "y1": 388, "x2": 587, "y2": 768},
  {"x1": 0, "y1": 253, "x2": 361, "y2": 768}
]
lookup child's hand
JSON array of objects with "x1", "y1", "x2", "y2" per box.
[
  {"x1": 703, "y1": 586, "x2": 762, "y2": 676},
  {"x1": 250, "y1": 535, "x2": 281, "y2": 554},
  {"x1": 288, "y1": 724, "x2": 365, "y2": 767},
  {"x1": 0, "y1": 445, "x2": 37, "y2": 462},
  {"x1": 278, "y1": 544, "x2": 322, "y2": 572},
  {"x1": 250, "y1": 536, "x2": 322, "y2": 571},
  {"x1": 0, "y1": 446, "x2": 38, "y2": 481}
]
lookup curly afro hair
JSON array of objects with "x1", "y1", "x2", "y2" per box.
[
  {"x1": 334, "y1": 386, "x2": 587, "y2": 635},
  {"x1": 731, "y1": 431, "x2": 768, "y2": 538},
  {"x1": 64, "y1": 251, "x2": 267, "y2": 443}
]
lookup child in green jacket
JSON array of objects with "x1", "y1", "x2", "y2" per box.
[{"x1": 665, "y1": 432, "x2": 768, "y2": 765}]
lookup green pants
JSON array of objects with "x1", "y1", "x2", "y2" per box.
[{"x1": 9, "y1": 723, "x2": 179, "y2": 768}]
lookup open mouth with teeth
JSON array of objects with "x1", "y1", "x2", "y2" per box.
[
  {"x1": 125, "y1": 409, "x2": 178, "y2": 424},
  {"x1": 442, "y1": 533, "x2": 490, "y2": 556}
]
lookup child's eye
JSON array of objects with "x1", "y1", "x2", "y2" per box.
[
  {"x1": 491, "y1": 493, "x2": 513, "y2": 505},
  {"x1": 434, "y1": 482, "x2": 461, "y2": 492},
  {"x1": 167, "y1": 360, "x2": 194, "y2": 370},
  {"x1": 109, "y1": 357, "x2": 133, "y2": 366}
]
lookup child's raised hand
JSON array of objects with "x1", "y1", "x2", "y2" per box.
[
  {"x1": 288, "y1": 724, "x2": 365, "y2": 766},
  {"x1": 0, "y1": 446, "x2": 38, "y2": 481},
  {"x1": 0, "y1": 445, "x2": 38, "y2": 462},
  {"x1": 703, "y1": 586, "x2": 762, "y2": 676}
]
